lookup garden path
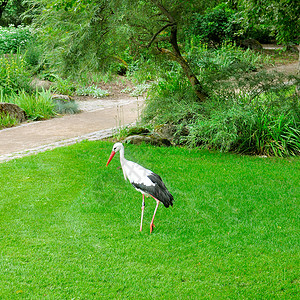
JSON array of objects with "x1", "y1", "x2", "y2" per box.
[
  {"x1": 0, "y1": 96, "x2": 144, "y2": 162},
  {"x1": 0, "y1": 57, "x2": 298, "y2": 163}
]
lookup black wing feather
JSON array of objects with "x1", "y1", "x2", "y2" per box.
[{"x1": 131, "y1": 172, "x2": 174, "y2": 208}]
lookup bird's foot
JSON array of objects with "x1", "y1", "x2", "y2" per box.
[{"x1": 150, "y1": 222, "x2": 155, "y2": 234}]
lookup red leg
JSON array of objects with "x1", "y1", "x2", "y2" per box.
[
  {"x1": 150, "y1": 198, "x2": 160, "y2": 234},
  {"x1": 140, "y1": 194, "x2": 145, "y2": 231}
]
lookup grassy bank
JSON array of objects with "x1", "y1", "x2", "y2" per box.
[{"x1": 0, "y1": 141, "x2": 299, "y2": 298}]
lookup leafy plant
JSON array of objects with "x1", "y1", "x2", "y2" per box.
[
  {"x1": 0, "y1": 51, "x2": 32, "y2": 95},
  {"x1": 0, "y1": 112, "x2": 18, "y2": 129},
  {"x1": 52, "y1": 75, "x2": 76, "y2": 96},
  {"x1": 76, "y1": 85, "x2": 109, "y2": 98},
  {"x1": 0, "y1": 25, "x2": 33, "y2": 54},
  {"x1": 54, "y1": 100, "x2": 80, "y2": 115},
  {"x1": 190, "y1": 3, "x2": 239, "y2": 46},
  {"x1": 130, "y1": 83, "x2": 151, "y2": 97},
  {"x1": 7, "y1": 89, "x2": 56, "y2": 120}
]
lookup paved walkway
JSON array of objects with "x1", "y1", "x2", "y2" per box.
[{"x1": 0, "y1": 97, "x2": 143, "y2": 163}]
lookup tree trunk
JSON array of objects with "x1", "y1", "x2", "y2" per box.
[
  {"x1": 297, "y1": 45, "x2": 300, "y2": 75},
  {"x1": 152, "y1": 0, "x2": 207, "y2": 102},
  {"x1": 159, "y1": 27, "x2": 207, "y2": 102}
]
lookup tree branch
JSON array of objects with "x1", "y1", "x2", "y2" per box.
[
  {"x1": 147, "y1": 22, "x2": 174, "y2": 47},
  {"x1": 149, "y1": 0, "x2": 175, "y2": 23}
]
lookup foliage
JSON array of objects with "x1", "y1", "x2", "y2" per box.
[
  {"x1": 237, "y1": 0, "x2": 300, "y2": 46},
  {"x1": 28, "y1": 0, "x2": 122, "y2": 76},
  {"x1": 190, "y1": 3, "x2": 239, "y2": 46},
  {"x1": 142, "y1": 71, "x2": 199, "y2": 125},
  {"x1": 142, "y1": 42, "x2": 300, "y2": 157},
  {"x1": 52, "y1": 75, "x2": 76, "y2": 96},
  {"x1": 0, "y1": 51, "x2": 32, "y2": 95},
  {"x1": 187, "y1": 42, "x2": 270, "y2": 82},
  {"x1": 0, "y1": 0, "x2": 31, "y2": 26},
  {"x1": 23, "y1": 38, "x2": 44, "y2": 72},
  {"x1": 54, "y1": 99, "x2": 80, "y2": 115},
  {"x1": 0, "y1": 111, "x2": 17, "y2": 128},
  {"x1": 0, "y1": 141, "x2": 299, "y2": 298},
  {"x1": 76, "y1": 85, "x2": 109, "y2": 98},
  {"x1": 185, "y1": 89, "x2": 300, "y2": 156},
  {"x1": 0, "y1": 25, "x2": 33, "y2": 54},
  {"x1": 6, "y1": 89, "x2": 56, "y2": 120}
]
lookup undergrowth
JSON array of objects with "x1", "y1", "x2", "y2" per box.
[
  {"x1": 4, "y1": 89, "x2": 56, "y2": 121},
  {"x1": 142, "y1": 47, "x2": 300, "y2": 157},
  {"x1": 0, "y1": 112, "x2": 18, "y2": 129}
]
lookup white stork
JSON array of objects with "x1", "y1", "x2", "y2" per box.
[{"x1": 106, "y1": 142, "x2": 174, "y2": 233}]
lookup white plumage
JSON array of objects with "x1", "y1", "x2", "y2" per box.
[{"x1": 106, "y1": 142, "x2": 173, "y2": 233}]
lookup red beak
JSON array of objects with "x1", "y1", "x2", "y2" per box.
[{"x1": 106, "y1": 151, "x2": 116, "y2": 166}]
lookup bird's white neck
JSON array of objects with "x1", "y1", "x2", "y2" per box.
[
  {"x1": 119, "y1": 145, "x2": 128, "y2": 180},
  {"x1": 119, "y1": 145, "x2": 125, "y2": 163}
]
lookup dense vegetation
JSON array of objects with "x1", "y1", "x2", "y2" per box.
[{"x1": 0, "y1": 0, "x2": 299, "y2": 155}]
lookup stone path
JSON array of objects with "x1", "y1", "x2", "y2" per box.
[{"x1": 0, "y1": 97, "x2": 143, "y2": 163}]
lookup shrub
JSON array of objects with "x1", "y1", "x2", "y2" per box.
[
  {"x1": 54, "y1": 100, "x2": 80, "y2": 115},
  {"x1": 142, "y1": 71, "x2": 199, "y2": 125},
  {"x1": 0, "y1": 112, "x2": 18, "y2": 129},
  {"x1": 142, "y1": 63, "x2": 300, "y2": 157},
  {"x1": 0, "y1": 52, "x2": 32, "y2": 95},
  {"x1": 190, "y1": 3, "x2": 239, "y2": 46},
  {"x1": 52, "y1": 75, "x2": 76, "y2": 96},
  {"x1": 76, "y1": 85, "x2": 109, "y2": 98},
  {"x1": 7, "y1": 89, "x2": 56, "y2": 120},
  {"x1": 0, "y1": 25, "x2": 33, "y2": 54}
]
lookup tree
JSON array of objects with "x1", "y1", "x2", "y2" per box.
[
  {"x1": 30, "y1": 0, "x2": 222, "y2": 101},
  {"x1": 0, "y1": 0, "x2": 30, "y2": 26}
]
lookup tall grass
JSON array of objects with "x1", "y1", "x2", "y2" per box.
[
  {"x1": 0, "y1": 52, "x2": 32, "y2": 95},
  {"x1": 6, "y1": 89, "x2": 56, "y2": 120},
  {"x1": 142, "y1": 42, "x2": 300, "y2": 157},
  {"x1": 0, "y1": 112, "x2": 18, "y2": 129}
]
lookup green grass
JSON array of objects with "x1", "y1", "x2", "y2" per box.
[{"x1": 0, "y1": 141, "x2": 299, "y2": 299}]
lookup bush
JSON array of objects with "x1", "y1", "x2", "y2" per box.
[
  {"x1": 0, "y1": 25, "x2": 33, "y2": 54},
  {"x1": 190, "y1": 3, "x2": 239, "y2": 46},
  {"x1": 142, "y1": 62, "x2": 300, "y2": 157},
  {"x1": 0, "y1": 112, "x2": 18, "y2": 129},
  {"x1": 54, "y1": 100, "x2": 80, "y2": 115},
  {"x1": 142, "y1": 71, "x2": 200, "y2": 125},
  {"x1": 0, "y1": 52, "x2": 32, "y2": 95},
  {"x1": 6, "y1": 89, "x2": 56, "y2": 121},
  {"x1": 76, "y1": 85, "x2": 109, "y2": 98}
]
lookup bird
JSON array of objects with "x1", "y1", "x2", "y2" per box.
[{"x1": 106, "y1": 142, "x2": 173, "y2": 233}]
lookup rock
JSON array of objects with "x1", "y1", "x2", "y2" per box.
[
  {"x1": 124, "y1": 134, "x2": 171, "y2": 146},
  {"x1": 0, "y1": 102, "x2": 26, "y2": 122},
  {"x1": 239, "y1": 39, "x2": 263, "y2": 50},
  {"x1": 126, "y1": 126, "x2": 150, "y2": 136},
  {"x1": 154, "y1": 124, "x2": 190, "y2": 145},
  {"x1": 154, "y1": 124, "x2": 177, "y2": 141},
  {"x1": 52, "y1": 94, "x2": 73, "y2": 102},
  {"x1": 30, "y1": 78, "x2": 52, "y2": 91}
]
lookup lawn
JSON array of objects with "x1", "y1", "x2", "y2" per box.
[{"x1": 0, "y1": 141, "x2": 299, "y2": 299}]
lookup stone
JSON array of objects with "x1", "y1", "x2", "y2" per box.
[
  {"x1": 0, "y1": 102, "x2": 26, "y2": 122},
  {"x1": 52, "y1": 94, "x2": 73, "y2": 101},
  {"x1": 239, "y1": 39, "x2": 263, "y2": 50},
  {"x1": 124, "y1": 134, "x2": 171, "y2": 146},
  {"x1": 30, "y1": 78, "x2": 52, "y2": 91},
  {"x1": 126, "y1": 126, "x2": 150, "y2": 136},
  {"x1": 154, "y1": 124, "x2": 177, "y2": 141}
]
